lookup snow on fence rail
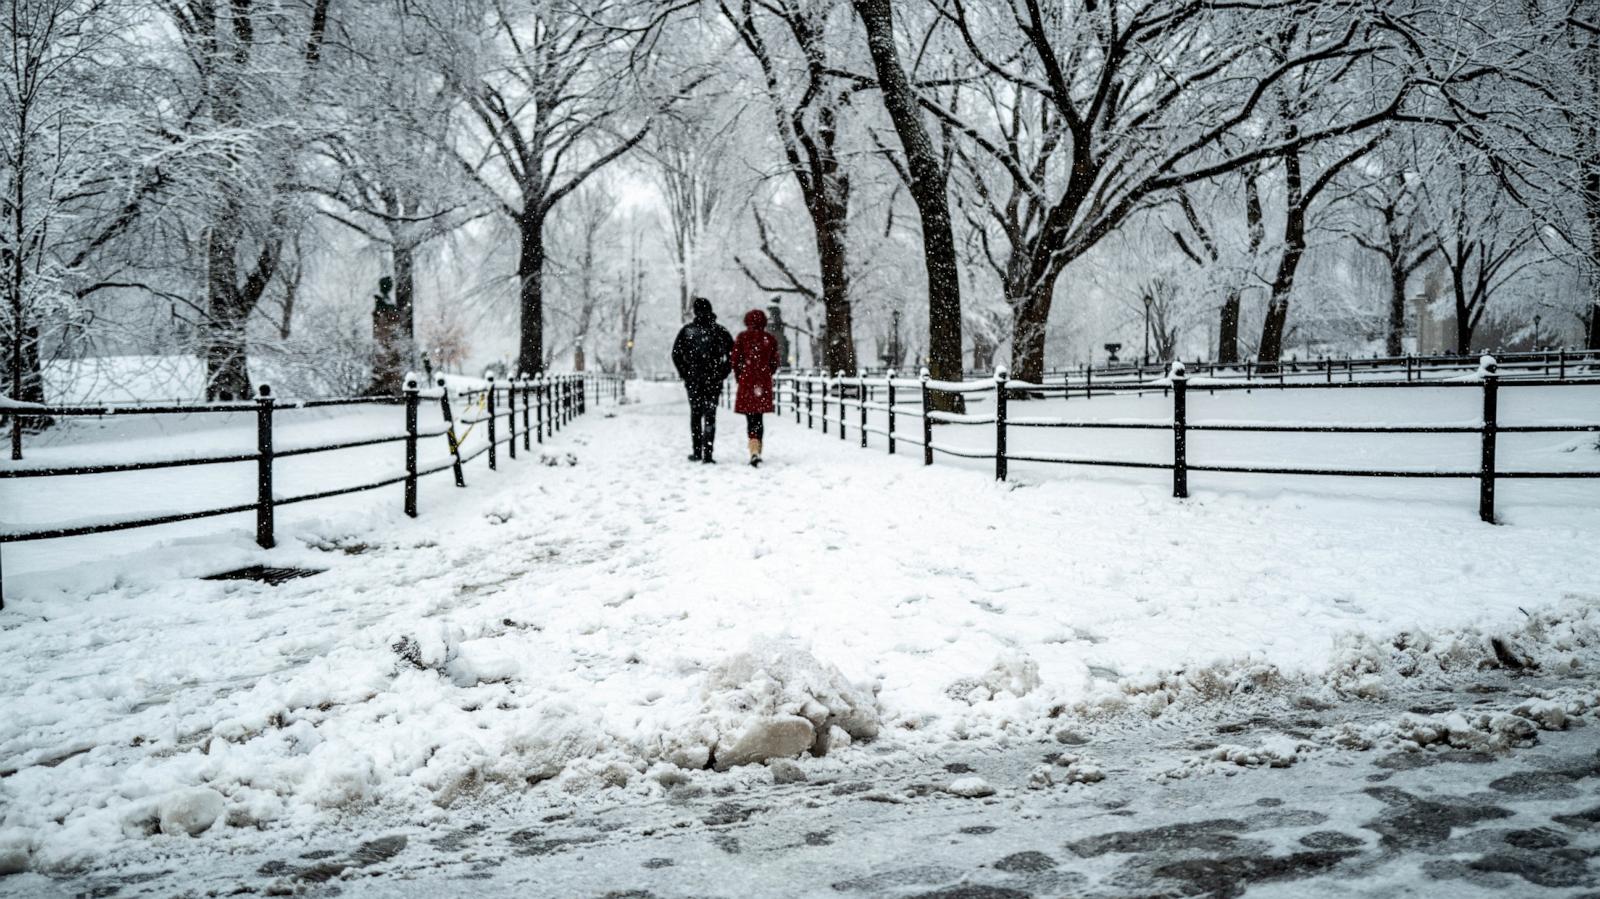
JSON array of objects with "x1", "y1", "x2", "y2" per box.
[
  {"x1": 768, "y1": 356, "x2": 1600, "y2": 524},
  {"x1": 0, "y1": 373, "x2": 625, "y2": 607},
  {"x1": 851, "y1": 347, "x2": 1600, "y2": 387}
]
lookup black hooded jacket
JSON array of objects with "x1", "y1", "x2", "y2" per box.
[{"x1": 672, "y1": 298, "x2": 734, "y2": 393}]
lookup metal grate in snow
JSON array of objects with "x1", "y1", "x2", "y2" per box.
[{"x1": 202, "y1": 565, "x2": 325, "y2": 586}]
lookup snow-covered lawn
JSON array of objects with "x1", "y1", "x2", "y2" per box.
[{"x1": 1, "y1": 380, "x2": 1597, "y2": 874}]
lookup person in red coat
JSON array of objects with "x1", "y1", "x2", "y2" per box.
[{"x1": 731, "y1": 308, "x2": 781, "y2": 467}]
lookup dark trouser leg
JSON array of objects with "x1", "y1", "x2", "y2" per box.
[
  {"x1": 691, "y1": 392, "x2": 718, "y2": 458},
  {"x1": 746, "y1": 413, "x2": 764, "y2": 440},
  {"x1": 688, "y1": 391, "x2": 705, "y2": 457}
]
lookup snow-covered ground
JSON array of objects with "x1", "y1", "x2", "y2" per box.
[{"x1": 1, "y1": 380, "x2": 1597, "y2": 882}]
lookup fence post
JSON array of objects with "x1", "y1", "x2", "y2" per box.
[
  {"x1": 1171, "y1": 361, "x2": 1188, "y2": 499},
  {"x1": 1479, "y1": 355, "x2": 1499, "y2": 523},
  {"x1": 859, "y1": 373, "x2": 868, "y2": 448},
  {"x1": 520, "y1": 373, "x2": 532, "y2": 451},
  {"x1": 255, "y1": 384, "x2": 276, "y2": 549},
  {"x1": 404, "y1": 375, "x2": 419, "y2": 517},
  {"x1": 838, "y1": 367, "x2": 851, "y2": 441},
  {"x1": 806, "y1": 377, "x2": 814, "y2": 429},
  {"x1": 821, "y1": 373, "x2": 829, "y2": 435},
  {"x1": 995, "y1": 366, "x2": 1008, "y2": 481},
  {"x1": 1559, "y1": 349, "x2": 1567, "y2": 381},
  {"x1": 439, "y1": 377, "x2": 466, "y2": 487},
  {"x1": 487, "y1": 376, "x2": 498, "y2": 470},
  {"x1": 535, "y1": 375, "x2": 545, "y2": 444},
  {"x1": 886, "y1": 370, "x2": 897, "y2": 455},
  {"x1": 1085, "y1": 365, "x2": 1093, "y2": 399},
  {"x1": 920, "y1": 367, "x2": 933, "y2": 466},
  {"x1": 507, "y1": 378, "x2": 518, "y2": 460}
]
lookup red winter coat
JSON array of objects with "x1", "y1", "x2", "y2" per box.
[{"x1": 732, "y1": 309, "x2": 781, "y2": 414}]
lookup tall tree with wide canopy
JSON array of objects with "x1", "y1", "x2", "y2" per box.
[
  {"x1": 444, "y1": 0, "x2": 664, "y2": 376},
  {"x1": 852, "y1": 0, "x2": 964, "y2": 394},
  {"x1": 922, "y1": 0, "x2": 1416, "y2": 379},
  {"x1": 720, "y1": 0, "x2": 862, "y2": 374}
]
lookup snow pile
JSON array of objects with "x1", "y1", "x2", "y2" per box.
[
  {"x1": 684, "y1": 638, "x2": 881, "y2": 771},
  {"x1": 1160, "y1": 737, "x2": 1307, "y2": 780},
  {"x1": 1083, "y1": 659, "x2": 1288, "y2": 719},
  {"x1": 944, "y1": 652, "x2": 1041, "y2": 705},
  {"x1": 1330, "y1": 688, "x2": 1598, "y2": 754},
  {"x1": 1030, "y1": 753, "x2": 1105, "y2": 788},
  {"x1": 1325, "y1": 601, "x2": 1600, "y2": 701}
]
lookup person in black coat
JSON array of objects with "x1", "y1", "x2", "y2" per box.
[{"x1": 672, "y1": 296, "x2": 734, "y2": 463}]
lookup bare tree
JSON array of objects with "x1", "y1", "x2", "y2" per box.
[
  {"x1": 1424, "y1": 153, "x2": 1540, "y2": 354},
  {"x1": 644, "y1": 105, "x2": 736, "y2": 323},
  {"x1": 1348, "y1": 157, "x2": 1436, "y2": 356},
  {"x1": 2, "y1": 0, "x2": 146, "y2": 415},
  {"x1": 1166, "y1": 173, "x2": 1266, "y2": 364},
  {"x1": 153, "y1": 0, "x2": 336, "y2": 399},
  {"x1": 852, "y1": 0, "x2": 963, "y2": 397},
  {"x1": 444, "y1": 0, "x2": 670, "y2": 376},
  {"x1": 720, "y1": 0, "x2": 860, "y2": 374},
  {"x1": 918, "y1": 0, "x2": 1414, "y2": 380}
]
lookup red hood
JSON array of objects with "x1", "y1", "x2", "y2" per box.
[{"x1": 744, "y1": 309, "x2": 768, "y2": 330}]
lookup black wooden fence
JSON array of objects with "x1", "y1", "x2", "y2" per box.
[
  {"x1": 774, "y1": 356, "x2": 1600, "y2": 523},
  {"x1": 0, "y1": 373, "x2": 623, "y2": 607},
  {"x1": 850, "y1": 347, "x2": 1600, "y2": 386}
]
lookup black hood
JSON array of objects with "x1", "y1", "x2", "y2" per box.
[{"x1": 692, "y1": 297, "x2": 716, "y2": 323}]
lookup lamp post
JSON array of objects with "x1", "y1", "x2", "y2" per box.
[
  {"x1": 1142, "y1": 294, "x2": 1152, "y2": 365},
  {"x1": 887, "y1": 309, "x2": 902, "y2": 370},
  {"x1": 1532, "y1": 314, "x2": 1541, "y2": 351}
]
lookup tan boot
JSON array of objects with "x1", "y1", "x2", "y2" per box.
[{"x1": 749, "y1": 437, "x2": 762, "y2": 467}]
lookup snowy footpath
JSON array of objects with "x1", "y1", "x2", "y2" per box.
[{"x1": 2, "y1": 381, "x2": 1598, "y2": 894}]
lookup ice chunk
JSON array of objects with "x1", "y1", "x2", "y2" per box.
[
  {"x1": 713, "y1": 715, "x2": 815, "y2": 770},
  {"x1": 0, "y1": 829, "x2": 31, "y2": 874},
  {"x1": 945, "y1": 776, "x2": 995, "y2": 798},
  {"x1": 157, "y1": 788, "x2": 224, "y2": 837}
]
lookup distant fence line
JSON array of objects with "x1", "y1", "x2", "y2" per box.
[
  {"x1": 0, "y1": 373, "x2": 624, "y2": 608},
  {"x1": 845, "y1": 347, "x2": 1600, "y2": 386},
  {"x1": 764, "y1": 355, "x2": 1600, "y2": 524}
]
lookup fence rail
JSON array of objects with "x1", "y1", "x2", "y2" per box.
[
  {"x1": 771, "y1": 355, "x2": 1599, "y2": 524},
  {"x1": 0, "y1": 373, "x2": 625, "y2": 607},
  {"x1": 848, "y1": 347, "x2": 1600, "y2": 387}
]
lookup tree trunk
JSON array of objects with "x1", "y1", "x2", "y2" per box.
[
  {"x1": 1218, "y1": 290, "x2": 1241, "y2": 364},
  {"x1": 814, "y1": 197, "x2": 858, "y2": 374},
  {"x1": 517, "y1": 215, "x2": 546, "y2": 376},
  {"x1": 395, "y1": 242, "x2": 415, "y2": 343},
  {"x1": 1257, "y1": 151, "x2": 1306, "y2": 367},
  {"x1": 1589, "y1": 282, "x2": 1600, "y2": 351},
  {"x1": 853, "y1": 0, "x2": 963, "y2": 403},
  {"x1": 971, "y1": 332, "x2": 994, "y2": 373},
  {"x1": 1010, "y1": 278, "x2": 1053, "y2": 382},
  {"x1": 204, "y1": 223, "x2": 253, "y2": 401},
  {"x1": 1586, "y1": 163, "x2": 1600, "y2": 349},
  {"x1": 1385, "y1": 266, "x2": 1407, "y2": 356}
]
